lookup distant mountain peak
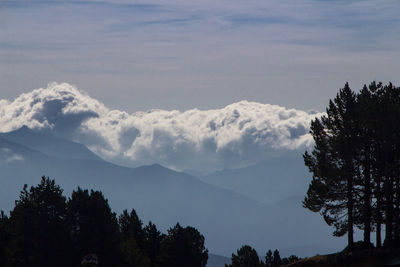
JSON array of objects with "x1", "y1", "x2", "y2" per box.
[
  {"x1": 19, "y1": 125, "x2": 29, "y2": 131},
  {"x1": 0, "y1": 127, "x2": 102, "y2": 161},
  {"x1": 136, "y1": 163, "x2": 171, "y2": 173},
  {"x1": 149, "y1": 163, "x2": 164, "y2": 169},
  {"x1": 10, "y1": 125, "x2": 33, "y2": 134},
  {"x1": 4, "y1": 125, "x2": 45, "y2": 137}
]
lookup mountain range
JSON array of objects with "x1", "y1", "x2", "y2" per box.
[
  {"x1": 200, "y1": 154, "x2": 309, "y2": 205},
  {"x1": 0, "y1": 126, "x2": 354, "y2": 264}
]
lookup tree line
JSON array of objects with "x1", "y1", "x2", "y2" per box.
[
  {"x1": 226, "y1": 245, "x2": 300, "y2": 267},
  {"x1": 304, "y1": 81, "x2": 400, "y2": 250},
  {"x1": 0, "y1": 177, "x2": 208, "y2": 267}
]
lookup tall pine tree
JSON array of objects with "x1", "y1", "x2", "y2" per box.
[{"x1": 303, "y1": 83, "x2": 359, "y2": 249}]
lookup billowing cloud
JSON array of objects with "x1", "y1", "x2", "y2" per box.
[{"x1": 0, "y1": 83, "x2": 323, "y2": 172}]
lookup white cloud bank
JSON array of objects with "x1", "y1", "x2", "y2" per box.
[{"x1": 0, "y1": 83, "x2": 323, "y2": 172}]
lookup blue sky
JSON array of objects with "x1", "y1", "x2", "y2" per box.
[{"x1": 1, "y1": 0, "x2": 399, "y2": 112}]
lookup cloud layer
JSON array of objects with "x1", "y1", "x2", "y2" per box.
[{"x1": 0, "y1": 83, "x2": 322, "y2": 172}]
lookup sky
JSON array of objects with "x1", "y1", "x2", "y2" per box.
[{"x1": 1, "y1": 0, "x2": 400, "y2": 113}]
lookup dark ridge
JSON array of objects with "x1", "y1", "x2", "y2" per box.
[{"x1": 286, "y1": 247, "x2": 400, "y2": 267}]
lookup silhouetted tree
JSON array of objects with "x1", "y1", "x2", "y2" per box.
[
  {"x1": 272, "y1": 249, "x2": 281, "y2": 266},
  {"x1": 354, "y1": 81, "x2": 387, "y2": 246},
  {"x1": 226, "y1": 245, "x2": 261, "y2": 267},
  {"x1": 281, "y1": 255, "x2": 300, "y2": 265},
  {"x1": 119, "y1": 209, "x2": 148, "y2": 266},
  {"x1": 378, "y1": 83, "x2": 400, "y2": 246},
  {"x1": 265, "y1": 249, "x2": 273, "y2": 267},
  {"x1": 120, "y1": 238, "x2": 149, "y2": 267},
  {"x1": 304, "y1": 83, "x2": 359, "y2": 249},
  {"x1": 67, "y1": 187, "x2": 120, "y2": 267},
  {"x1": 160, "y1": 223, "x2": 208, "y2": 267},
  {"x1": 119, "y1": 209, "x2": 145, "y2": 246},
  {"x1": 0, "y1": 211, "x2": 11, "y2": 266},
  {"x1": 355, "y1": 83, "x2": 374, "y2": 245},
  {"x1": 9, "y1": 177, "x2": 69, "y2": 267},
  {"x1": 144, "y1": 221, "x2": 164, "y2": 267},
  {"x1": 304, "y1": 81, "x2": 400, "y2": 249},
  {"x1": 265, "y1": 248, "x2": 299, "y2": 267}
]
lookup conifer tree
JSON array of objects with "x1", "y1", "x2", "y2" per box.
[
  {"x1": 160, "y1": 223, "x2": 208, "y2": 267},
  {"x1": 67, "y1": 188, "x2": 120, "y2": 266},
  {"x1": 265, "y1": 249, "x2": 273, "y2": 267},
  {"x1": 119, "y1": 209, "x2": 148, "y2": 266},
  {"x1": 144, "y1": 221, "x2": 164, "y2": 267},
  {"x1": 226, "y1": 245, "x2": 261, "y2": 267},
  {"x1": 9, "y1": 177, "x2": 69, "y2": 267},
  {"x1": 303, "y1": 83, "x2": 359, "y2": 249}
]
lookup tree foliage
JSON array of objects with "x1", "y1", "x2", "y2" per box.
[
  {"x1": 227, "y1": 246, "x2": 300, "y2": 267},
  {"x1": 304, "y1": 81, "x2": 400, "y2": 249},
  {"x1": 143, "y1": 221, "x2": 164, "y2": 267},
  {"x1": 160, "y1": 223, "x2": 208, "y2": 267},
  {"x1": 9, "y1": 177, "x2": 69, "y2": 267},
  {"x1": 67, "y1": 187, "x2": 120, "y2": 266},
  {"x1": 303, "y1": 83, "x2": 359, "y2": 246},
  {"x1": 226, "y1": 245, "x2": 261, "y2": 267}
]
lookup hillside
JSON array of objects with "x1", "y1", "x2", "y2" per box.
[
  {"x1": 286, "y1": 248, "x2": 400, "y2": 267},
  {"x1": 201, "y1": 154, "x2": 310, "y2": 205}
]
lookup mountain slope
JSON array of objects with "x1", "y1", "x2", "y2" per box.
[
  {"x1": 200, "y1": 154, "x2": 310, "y2": 204},
  {"x1": 207, "y1": 254, "x2": 231, "y2": 267},
  {"x1": 0, "y1": 126, "x2": 102, "y2": 161},
  {"x1": 0, "y1": 129, "x2": 349, "y2": 257}
]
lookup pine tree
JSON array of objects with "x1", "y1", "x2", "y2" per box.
[
  {"x1": 265, "y1": 249, "x2": 273, "y2": 267},
  {"x1": 272, "y1": 249, "x2": 281, "y2": 267},
  {"x1": 303, "y1": 83, "x2": 359, "y2": 249},
  {"x1": 119, "y1": 209, "x2": 148, "y2": 266},
  {"x1": 226, "y1": 245, "x2": 261, "y2": 267},
  {"x1": 144, "y1": 221, "x2": 164, "y2": 267},
  {"x1": 67, "y1": 188, "x2": 120, "y2": 266},
  {"x1": 160, "y1": 223, "x2": 208, "y2": 267},
  {"x1": 9, "y1": 177, "x2": 69, "y2": 267}
]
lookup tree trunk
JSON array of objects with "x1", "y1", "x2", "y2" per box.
[
  {"x1": 347, "y1": 174, "x2": 354, "y2": 249},
  {"x1": 363, "y1": 150, "x2": 371, "y2": 245},
  {"x1": 377, "y1": 222, "x2": 382, "y2": 247},
  {"x1": 384, "y1": 165, "x2": 394, "y2": 247},
  {"x1": 376, "y1": 176, "x2": 382, "y2": 248},
  {"x1": 393, "y1": 172, "x2": 400, "y2": 243}
]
